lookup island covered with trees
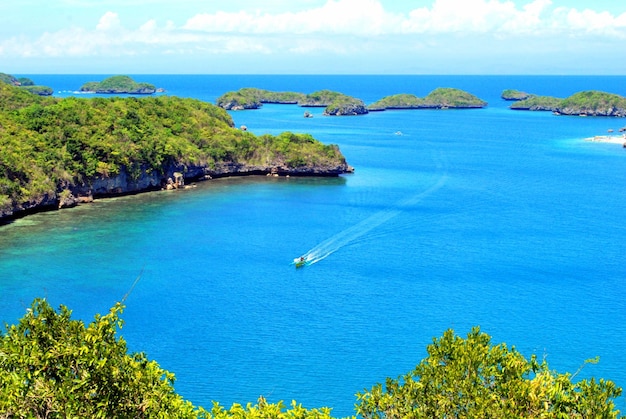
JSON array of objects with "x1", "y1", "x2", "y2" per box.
[
  {"x1": 505, "y1": 89, "x2": 626, "y2": 116},
  {"x1": 216, "y1": 87, "x2": 487, "y2": 115},
  {"x1": 79, "y1": 75, "x2": 160, "y2": 94},
  {"x1": 217, "y1": 88, "x2": 368, "y2": 115},
  {"x1": 0, "y1": 82, "x2": 351, "y2": 222},
  {"x1": 367, "y1": 87, "x2": 487, "y2": 110},
  {"x1": 501, "y1": 89, "x2": 532, "y2": 101},
  {"x1": 0, "y1": 298, "x2": 621, "y2": 417},
  {"x1": 0, "y1": 72, "x2": 53, "y2": 96}
]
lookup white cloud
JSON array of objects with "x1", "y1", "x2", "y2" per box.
[
  {"x1": 1, "y1": 0, "x2": 625, "y2": 68},
  {"x1": 180, "y1": 0, "x2": 626, "y2": 38},
  {"x1": 183, "y1": 0, "x2": 401, "y2": 36},
  {"x1": 95, "y1": 11, "x2": 122, "y2": 31}
]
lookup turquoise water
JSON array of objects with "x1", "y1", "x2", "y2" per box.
[{"x1": 2, "y1": 75, "x2": 626, "y2": 416}]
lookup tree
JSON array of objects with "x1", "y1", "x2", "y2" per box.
[
  {"x1": 1, "y1": 302, "x2": 621, "y2": 418},
  {"x1": 209, "y1": 397, "x2": 348, "y2": 419},
  {"x1": 0, "y1": 298, "x2": 206, "y2": 418},
  {"x1": 355, "y1": 327, "x2": 622, "y2": 418}
]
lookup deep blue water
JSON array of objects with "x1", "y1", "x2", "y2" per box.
[{"x1": 2, "y1": 75, "x2": 626, "y2": 416}]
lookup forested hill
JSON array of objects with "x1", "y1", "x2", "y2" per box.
[
  {"x1": 0, "y1": 72, "x2": 53, "y2": 96},
  {"x1": 507, "y1": 89, "x2": 626, "y2": 116},
  {"x1": 79, "y1": 75, "x2": 158, "y2": 94},
  {"x1": 0, "y1": 83, "x2": 351, "y2": 221}
]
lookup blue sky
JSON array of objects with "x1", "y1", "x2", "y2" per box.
[{"x1": 1, "y1": 0, "x2": 625, "y2": 74}]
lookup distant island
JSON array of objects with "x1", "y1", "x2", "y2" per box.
[
  {"x1": 509, "y1": 95, "x2": 562, "y2": 112},
  {"x1": 216, "y1": 88, "x2": 305, "y2": 109},
  {"x1": 217, "y1": 87, "x2": 486, "y2": 115},
  {"x1": 368, "y1": 88, "x2": 487, "y2": 111},
  {"x1": 217, "y1": 88, "x2": 368, "y2": 115},
  {"x1": 501, "y1": 89, "x2": 532, "y2": 101},
  {"x1": 0, "y1": 72, "x2": 53, "y2": 96},
  {"x1": 79, "y1": 75, "x2": 161, "y2": 95},
  {"x1": 505, "y1": 89, "x2": 626, "y2": 116},
  {"x1": 0, "y1": 81, "x2": 352, "y2": 222}
]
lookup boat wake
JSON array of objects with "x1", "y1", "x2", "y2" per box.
[{"x1": 299, "y1": 172, "x2": 448, "y2": 266}]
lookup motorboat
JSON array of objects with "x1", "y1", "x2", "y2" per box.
[{"x1": 293, "y1": 256, "x2": 307, "y2": 268}]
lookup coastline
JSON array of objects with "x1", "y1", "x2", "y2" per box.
[{"x1": 0, "y1": 163, "x2": 354, "y2": 225}]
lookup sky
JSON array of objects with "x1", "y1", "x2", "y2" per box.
[{"x1": 1, "y1": 0, "x2": 625, "y2": 75}]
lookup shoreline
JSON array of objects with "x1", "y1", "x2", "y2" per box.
[{"x1": 584, "y1": 134, "x2": 626, "y2": 145}]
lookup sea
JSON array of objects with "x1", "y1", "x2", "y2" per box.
[{"x1": 1, "y1": 75, "x2": 625, "y2": 416}]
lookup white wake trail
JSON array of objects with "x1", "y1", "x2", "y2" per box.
[{"x1": 301, "y1": 172, "x2": 448, "y2": 266}]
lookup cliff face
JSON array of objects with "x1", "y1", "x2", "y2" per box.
[
  {"x1": 1, "y1": 160, "x2": 353, "y2": 222},
  {"x1": 323, "y1": 103, "x2": 368, "y2": 116},
  {"x1": 555, "y1": 106, "x2": 626, "y2": 117}
]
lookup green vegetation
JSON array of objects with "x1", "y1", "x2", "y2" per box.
[
  {"x1": 0, "y1": 82, "x2": 348, "y2": 219},
  {"x1": 209, "y1": 398, "x2": 341, "y2": 418},
  {"x1": 301, "y1": 91, "x2": 365, "y2": 115},
  {"x1": 559, "y1": 90, "x2": 626, "y2": 115},
  {"x1": 422, "y1": 87, "x2": 487, "y2": 108},
  {"x1": 0, "y1": 298, "x2": 206, "y2": 418},
  {"x1": 20, "y1": 85, "x2": 54, "y2": 96},
  {"x1": 501, "y1": 89, "x2": 533, "y2": 101},
  {"x1": 298, "y1": 90, "x2": 353, "y2": 107},
  {"x1": 0, "y1": 73, "x2": 16, "y2": 85},
  {"x1": 367, "y1": 93, "x2": 423, "y2": 110},
  {"x1": 17, "y1": 77, "x2": 34, "y2": 86},
  {"x1": 507, "y1": 89, "x2": 626, "y2": 116},
  {"x1": 1, "y1": 301, "x2": 621, "y2": 418},
  {"x1": 219, "y1": 87, "x2": 487, "y2": 114},
  {"x1": 215, "y1": 88, "x2": 308, "y2": 110},
  {"x1": 0, "y1": 72, "x2": 53, "y2": 96},
  {"x1": 216, "y1": 88, "x2": 367, "y2": 114},
  {"x1": 368, "y1": 88, "x2": 487, "y2": 110},
  {"x1": 510, "y1": 95, "x2": 562, "y2": 111},
  {"x1": 216, "y1": 88, "x2": 262, "y2": 110},
  {"x1": 356, "y1": 327, "x2": 622, "y2": 419},
  {"x1": 216, "y1": 88, "x2": 307, "y2": 109},
  {"x1": 80, "y1": 75, "x2": 157, "y2": 94}
]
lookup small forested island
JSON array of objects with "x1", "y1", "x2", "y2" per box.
[
  {"x1": 367, "y1": 88, "x2": 487, "y2": 111},
  {"x1": 501, "y1": 89, "x2": 532, "y2": 101},
  {"x1": 508, "y1": 89, "x2": 626, "y2": 116},
  {"x1": 1, "y1": 299, "x2": 622, "y2": 417},
  {"x1": 217, "y1": 88, "x2": 368, "y2": 115},
  {"x1": 312, "y1": 90, "x2": 368, "y2": 116},
  {"x1": 0, "y1": 82, "x2": 351, "y2": 222},
  {"x1": 216, "y1": 87, "x2": 306, "y2": 110},
  {"x1": 509, "y1": 95, "x2": 562, "y2": 111},
  {"x1": 0, "y1": 72, "x2": 53, "y2": 96},
  {"x1": 217, "y1": 87, "x2": 486, "y2": 115},
  {"x1": 79, "y1": 75, "x2": 159, "y2": 94}
]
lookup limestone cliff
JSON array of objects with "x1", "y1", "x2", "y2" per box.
[{"x1": 1, "y1": 160, "x2": 353, "y2": 222}]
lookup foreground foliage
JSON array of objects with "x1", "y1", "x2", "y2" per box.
[
  {"x1": 356, "y1": 327, "x2": 622, "y2": 418},
  {"x1": 0, "y1": 299, "x2": 350, "y2": 419},
  {"x1": 0, "y1": 299, "x2": 206, "y2": 418},
  {"x1": 209, "y1": 397, "x2": 349, "y2": 419},
  {"x1": 1, "y1": 300, "x2": 621, "y2": 418}
]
